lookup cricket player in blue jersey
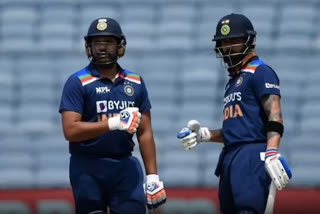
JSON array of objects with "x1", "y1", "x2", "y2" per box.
[
  {"x1": 59, "y1": 18, "x2": 166, "y2": 214},
  {"x1": 178, "y1": 13, "x2": 292, "y2": 214}
]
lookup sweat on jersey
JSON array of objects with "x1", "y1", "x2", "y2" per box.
[
  {"x1": 59, "y1": 63, "x2": 151, "y2": 158},
  {"x1": 222, "y1": 57, "x2": 281, "y2": 146}
]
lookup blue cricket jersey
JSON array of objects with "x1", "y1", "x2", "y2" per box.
[
  {"x1": 222, "y1": 57, "x2": 281, "y2": 146},
  {"x1": 59, "y1": 63, "x2": 151, "y2": 157}
]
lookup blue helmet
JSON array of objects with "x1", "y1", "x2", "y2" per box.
[
  {"x1": 85, "y1": 18, "x2": 127, "y2": 63},
  {"x1": 212, "y1": 13, "x2": 256, "y2": 42},
  {"x1": 212, "y1": 13, "x2": 257, "y2": 73},
  {"x1": 84, "y1": 17, "x2": 126, "y2": 45}
]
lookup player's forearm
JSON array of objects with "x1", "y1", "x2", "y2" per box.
[
  {"x1": 209, "y1": 128, "x2": 224, "y2": 143},
  {"x1": 138, "y1": 133, "x2": 158, "y2": 175},
  {"x1": 64, "y1": 120, "x2": 108, "y2": 142},
  {"x1": 266, "y1": 134, "x2": 281, "y2": 149},
  {"x1": 262, "y1": 94, "x2": 283, "y2": 149}
]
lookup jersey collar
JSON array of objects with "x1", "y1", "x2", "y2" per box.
[{"x1": 88, "y1": 63, "x2": 126, "y2": 81}]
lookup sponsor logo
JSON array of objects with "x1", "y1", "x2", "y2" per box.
[
  {"x1": 96, "y1": 87, "x2": 110, "y2": 94},
  {"x1": 96, "y1": 101, "x2": 107, "y2": 113},
  {"x1": 120, "y1": 110, "x2": 130, "y2": 124},
  {"x1": 224, "y1": 92, "x2": 242, "y2": 107},
  {"x1": 147, "y1": 182, "x2": 159, "y2": 191},
  {"x1": 96, "y1": 100, "x2": 135, "y2": 113},
  {"x1": 265, "y1": 83, "x2": 280, "y2": 89}
]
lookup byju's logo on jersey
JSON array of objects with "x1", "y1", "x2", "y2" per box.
[
  {"x1": 96, "y1": 100, "x2": 136, "y2": 113},
  {"x1": 96, "y1": 101, "x2": 107, "y2": 113},
  {"x1": 96, "y1": 87, "x2": 110, "y2": 94}
]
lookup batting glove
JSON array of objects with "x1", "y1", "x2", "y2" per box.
[
  {"x1": 108, "y1": 107, "x2": 141, "y2": 134},
  {"x1": 144, "y1": 174, "x2": 166, "y2": 210},
  {"x1": 265, "y1": 148, "x2": 292, "y2": 190},
  {"x1": 177, "y1": 120, "x2": 211, "y2": 150}
]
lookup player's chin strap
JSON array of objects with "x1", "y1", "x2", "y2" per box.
[
  {"x1": 90, "y1": 56, "x2": 119, "y2": 66},
  {"x1": 228, "y1": 51, "x2": 258, "y2": 78}
]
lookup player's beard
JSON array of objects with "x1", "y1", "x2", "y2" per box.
[
  {"x1": 92, "y1": 52, "x2": 118, "y2": 66},
  {"x1": 223, "y1": 54, "x2": 245, "y2": 68}
]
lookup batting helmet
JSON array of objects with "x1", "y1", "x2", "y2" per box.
[
  {"x1": 85, "y1": 18, "x2": 126, "y2": 59},
  {"x1": 212, "y1": 13, "x2": 256, "y2": 42},
  {"x1": 212, "y1": 13, "x2": 256, "y2": 72}
]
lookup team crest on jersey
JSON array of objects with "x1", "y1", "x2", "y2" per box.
[
  {"x1": 124, "y1": 85, "x2": 134, "y2": 96},
  {"x1": 235, "y1": 76, "x2": 243, "y2": 87}
]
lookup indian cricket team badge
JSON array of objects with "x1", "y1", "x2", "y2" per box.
[
  {"x1": 97, "y1": 19, "x2": 107, "y2": 31},
  {"x1": 124, "y1": 85, "x2": 134, "y2": 96},
  {"x1": 235, "y1": 76, "x2": 243, "y2": 87},
  {"x1": 221, "y1": 24, "x2": 230, "y2": 36}
]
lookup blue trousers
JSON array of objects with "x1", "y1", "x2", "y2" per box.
[
  {"x1": 215, "y1": 143, "x2": 271, "y2": 214},
  {"x1": 69, "y1": 154, "x2": 146, "y2": 214}
]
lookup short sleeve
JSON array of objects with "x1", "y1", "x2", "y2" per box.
[
  {"x1": 252, "y1": 64, "x2": 281, "y2": 99},
  {"x1": 138, "y1": 77, "x2": 152, "y2": 113},
  {"x1": 59, "y1": 75, "x2": 85, "y2": 114}
]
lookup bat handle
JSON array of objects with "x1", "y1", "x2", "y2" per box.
[{"x1": 265, "y1": 183, "x2": 277, "y2": 214}]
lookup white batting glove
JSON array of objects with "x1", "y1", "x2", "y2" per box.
[
  {"x1": 265, "y1": 148, "x2": 292, "y2": 190},
  {"x1": 108, "y1": 107, "x2": 141, "y2": 134},
  {"x1": 144, "y1": 174, "x2": 166, "y2": 210},
  {"x1": 177, "y1": 120, "x2": 211, "y2": 150}
]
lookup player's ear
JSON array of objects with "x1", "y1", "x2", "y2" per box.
[
  {"x1": 117, "y1": 36, "x2": 126, "y2": 57},
  {"x1": 86, "y1": 43, "x2": 92, "y2": 57},
  {"x1": 117, "y1": 45, "x2": 125, "y2": 57}
]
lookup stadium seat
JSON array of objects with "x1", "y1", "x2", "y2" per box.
[
  {"x1": 0, "y1": 201, "x2": 31, "y2": 214},
  {"x1": 0, "y1": 152, "x2": 34, "y2": 170},
  {"x1": 37, "y1": 200, "x2": 74, "y2": 214},
  {"x1": 0, "y1": 6, "x2": 37, "y2": 23},
  {"x1": 40, "y1": 4, "x2": 76, "y2": 22},
  {"x1": 35, "y1": 153, "x2": 70, "y2": 170},
  {"x1": 161, "y1": 150, "x2": 202, "y2": 168},
  {"x1": 159, "y1": 4, "x2": 196, "y2": 21},
  {"x1": 160, "y1": 166, "x2": 202, "y2": 187},
  {"x1": 34, "y1": 168, "x2": 70, "y2": 188},
  {"x1": 290, "y1": 166, "x2": 320, "y2": 187},
  {"x1": 0, "y1": 168, "x2": 34, "y2": 188},
  {"x1": 120, "y1": 5, "x2": 156, "y2": 22},
  {"x1": 162, "y1": 199, "x2": 218, "y2": 214},
  {"x1": 0, "y1": 37, "x2": 35, "y2": 53}
]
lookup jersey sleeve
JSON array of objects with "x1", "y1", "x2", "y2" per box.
[
  {"x1": 59, "y1": 75, "x2": 85, "y2": 114},
  {"x1": 138, "y1": 77, "x2": 152, "y2": 113},
  {"x1": 252, "y1": 64, "x2": 281, "y2": 99}
]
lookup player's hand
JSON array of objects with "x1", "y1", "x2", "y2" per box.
[
  {"x1": 144, "y1": 174, "x2": 166, "y2": 210},
  {"x1": 265, "y1": 148, "x2": 292, "y2": 190},
  {"x1": 108, "y1": 107, "x2": 141, "y2": 134},
  {"x1": 177, "y1": 120, "x2": 211, "y2": 150}
]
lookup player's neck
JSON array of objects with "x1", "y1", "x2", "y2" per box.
[
  {"x1": 233, "y1": 51, "x2": 257, "y2": 73},
  {"x1": 96, "y1": 63, "x2": 119, "y2": 82}
]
